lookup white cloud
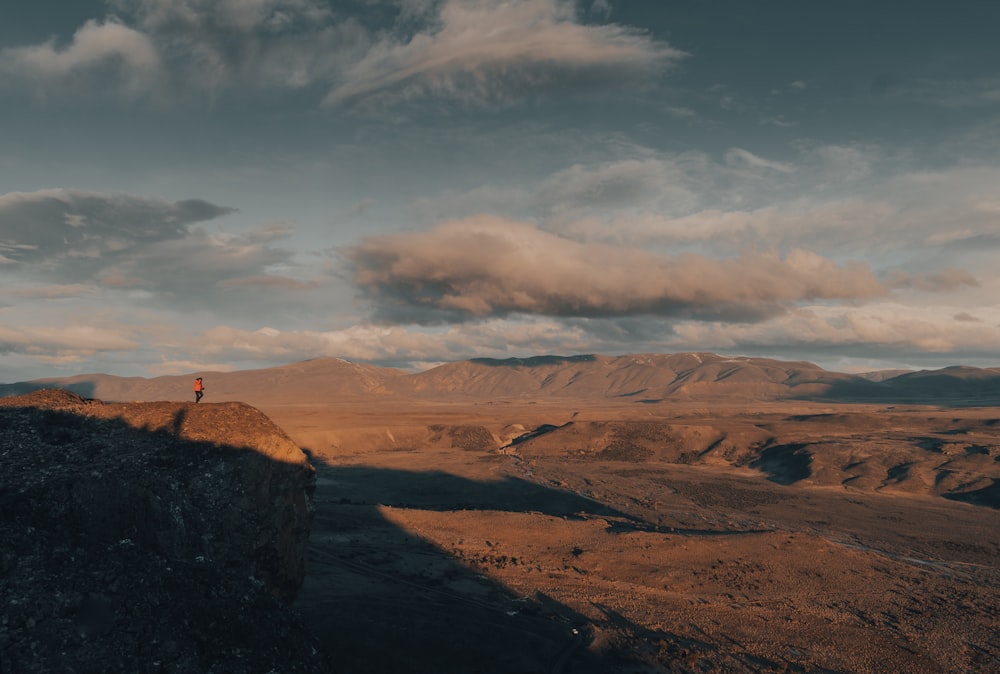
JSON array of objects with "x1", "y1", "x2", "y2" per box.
[{"x1": 0, "y1": 19, "x2": 159, "y2": 95}]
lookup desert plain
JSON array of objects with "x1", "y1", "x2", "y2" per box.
[
  {"x1": 6, "y1": 354, "x2": 1000, "y2": 672},
  {"x1": 246, "y1": 362, "x2": 1000, "y2": 673}
]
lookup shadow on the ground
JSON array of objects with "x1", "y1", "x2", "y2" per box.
[
  {"x1": 505, "y1": 421, "x2": 575, "y2": 449},
  {"x1": 297, "y1": 452, "x2": 793, "y2": 674},
  {"x1": 312, "y1": 462, "x2": 631, "y2": 518},
  {"x1": 944, "y1": 478, "x2": 1000, "y2": 508},
  {"x1": 750, "y1": 443, "x2": 813, "y2": 486}
]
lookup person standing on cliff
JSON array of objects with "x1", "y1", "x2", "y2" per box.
[{"x1": 194, "y1": 377, "x2": 204, "y2": 403}]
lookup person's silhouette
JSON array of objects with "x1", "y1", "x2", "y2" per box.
[{"x1": 194, "y1": 377, "x2": 204, "y2": 403}]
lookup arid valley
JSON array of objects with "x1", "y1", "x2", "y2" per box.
[
  {"x1": 268, "y1": 404, "x2": 1000, "y2": 672},
  {"x1": 4, "y1": 353, "x2": 1000, "y2": 672}
]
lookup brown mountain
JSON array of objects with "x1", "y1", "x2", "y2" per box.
[
  {"x1": 2, "y1": 352, "x2": 998, "y2": 405},
  {"x1": 400, "y1": 352, "x2": 861, "y2": 401}
]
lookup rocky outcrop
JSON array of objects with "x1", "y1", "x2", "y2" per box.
[{"x1": 0, "y1": 390, "x2": 328, "y2": 672}]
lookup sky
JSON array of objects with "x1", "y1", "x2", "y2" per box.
[{"x1": 2, "y1": 0, "x2": 1000, "y2": 381}]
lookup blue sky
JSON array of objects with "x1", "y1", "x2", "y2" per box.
[{"x1": 2, "y1": 0, "x2": 999, "y2": 380}]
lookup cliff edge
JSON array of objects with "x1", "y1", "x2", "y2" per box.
[{"x1": 0, "y1": 390, "x2": 328, "y2": 672}]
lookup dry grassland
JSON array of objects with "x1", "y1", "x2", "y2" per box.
[{"x1": 261, "y1": 398, "x2": 1000, "y2": 673}]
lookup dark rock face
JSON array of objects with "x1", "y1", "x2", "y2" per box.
[{"x1": 0, "y1": 390, "x2": 329, "y2": 672}]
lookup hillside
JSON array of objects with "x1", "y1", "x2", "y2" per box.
[{"x1": 403, "y1": 353, "x2": 861, "y2": 401}]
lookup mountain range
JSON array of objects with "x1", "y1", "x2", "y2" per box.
[{"x1": 3, "y1": 352, "x2": 999, "y2": 406}]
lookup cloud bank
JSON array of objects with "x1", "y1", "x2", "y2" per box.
[
  {"x1": 344, "y1": 216, "x2": 885, "y2": 323},
  {"x1": 0, "y1": 189, "x2": 317, "y2": 315}
]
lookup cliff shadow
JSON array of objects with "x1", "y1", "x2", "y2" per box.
[{"x1": 297, "y1": 454, "x2": 792, "y2": 673}]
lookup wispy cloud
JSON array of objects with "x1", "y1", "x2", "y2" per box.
[
  {"x1": 0, "y1": 323, "x2": 139, "y2": 359},
  {"x1": 670, "y1": 302, "x2": 1000, "y2": 357},
  {"x1": 665, "y1": 105, "x2": 697, "y2": 118},
  {"x1": 760, "y1": 115, "x2": 797, "y2": 128},
  {"x1": 415, "y1": 155, "x2": 712, "y2": 224},
  {"x1": 2, "y1": 0, "x2": 682, "y2": 109},
  {"x1": 894, "y1": 76, "x2": 1000, "y2": 108},
  {"x1": 191, "y1": 318, "x2": 594, "y2": 368},
  {"x1": 724, "y1": 148, "x2": 794, "y2": 174},
  {"x1": 324, "y1": 0, "x2": 685, "y2": 107},
  {"x1": 2, "y1": 284, "x2": 96, "y2": 300}
]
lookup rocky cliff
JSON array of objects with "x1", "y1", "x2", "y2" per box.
[{"x1": 0, "y1": 390, "x2": 328, "y2": 672}]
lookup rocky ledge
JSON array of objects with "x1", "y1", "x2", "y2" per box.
[{"x1": 0, "y1": 389, "x2": 329, "y2": 672}]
